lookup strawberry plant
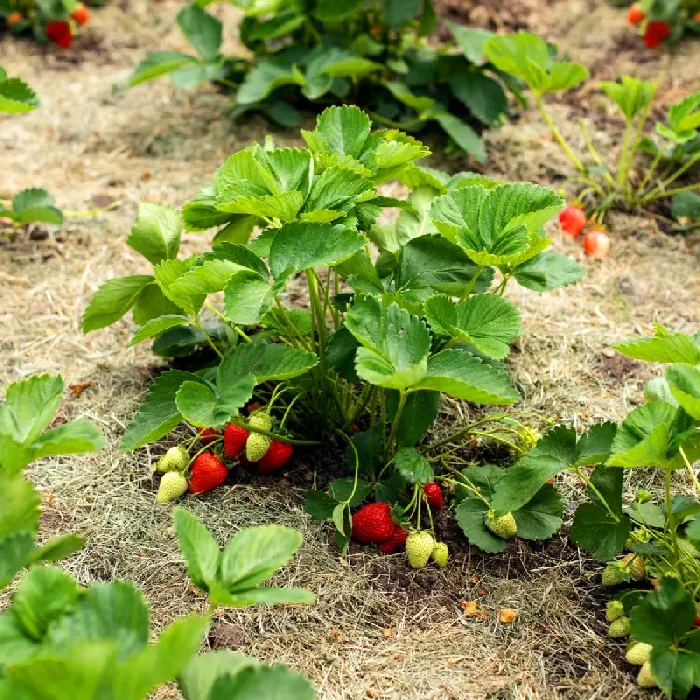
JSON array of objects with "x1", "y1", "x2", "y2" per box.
[
  {"x1": 83, "y1": 106, "x2": 585, "y2": 560},
  {"x1": 624, "y1": 1, "x2": 700, "y2": 48},
  {"x1": 1, "y1": 0, "x2": 90, "y2": 48},
  {"x1": 484, "y1": 33, "x2": 700, "y2": 232},
  {"x1": 127, "y1": 1, "x2": 527, "y2": 161},
  {"x1": 521, "y1": 326, "x2": 700, "y2": 696},
  {"x1": 0, "y1": 373, "x2": 316, "y2": 698}
]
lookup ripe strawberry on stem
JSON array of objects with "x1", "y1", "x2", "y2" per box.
[
  {"x1": 627, "y1": 4, "x2": 645, "y2": 25},
  {"x1": 351, "y1": 502, "x2": 395, "y2": 544},
  {"x1": 378, "y1": 526, "x2": 408, "y2": 554},
  {"x1": 558, "y1": 204, "x2": 587, "y2": 237},
  {"x1": 46, "y1": 21, "x2": 72, "y2": 48},
  {"x1": 582, "y1": 228, "x2": 610, "y2": 258},
  {"x1": 223, "y1": 424, "x2": 248, "y2": 458},
  {"x1": 70, "y1": 3, "x2": 89, "y2": 25},
  {"x1": 258, "y1": 440, "x2": 293, "y2": 473},
  {"x1": 644, "y1": 20, "x2": 671, "y2": 48},
  {"x1": 423, "y1": 482, "x2": 443, "y2": 510},
  {"x1": 189, "y1": 452, "x2": 228, "y2": 494}
]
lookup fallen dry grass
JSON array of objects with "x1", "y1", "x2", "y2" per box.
[{"x1": 1, "y1": 0, "x2": 699, "y2": 697}]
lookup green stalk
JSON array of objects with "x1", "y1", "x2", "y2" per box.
[
  {"x1": 635, "y1": 148, "x2": 664, "y2": 201},
  {"x1": 680, "y1": 447, "x2": 700, "y2": 500},
  {"x1": 571, "y1": 467, "x2": 620, "y2": 523},
  {"x1": 664, "y1": 467, "x2": 681, "y2": 565},
  {"x1": 460, "y1": 265, "x2": 484, "y2": 300},
  {"x1": 232, "y1": 418, "x2": 322, "y2": 446},
  {"x1": 640, "y1": 154, "x2": 700, "y2": 202},
  {"x1": 641, "y1": 181, "x2": 700, "y2": 203},
  {"x1": 384, "y1": 391, "x2": 407, "y2": 462},
  {"x1": 616, "y1": 119, "x2": 633, "y2": 190},
  {"x1": 535, "y1": 95, "x2": 587, "y2": 175},
  {"x1": 192, "y1": 317, "x2": 223, "y2": 359}
]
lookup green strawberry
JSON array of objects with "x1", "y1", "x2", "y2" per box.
[
  {"x1": 406, "y1": 532, "x2": 435, "y2": 569},
  {"x1": 246, "y1": 432, "x2": 271, "y2": 463},
  {"x1": 607, "y1": 616, "x2": 631, "y2": 638},
  {"x1": 156, "y1": 471, "x2": 188, "y2": 504},
  {"x1": 431, "y1": 542, "x2": 448, "y2": 568},
  {"x1": 637, "y1": 660, "x2": 657, "y2": 688},
  {"x1": 626, "y1": 642, "x2": 652, "y2": 666},
  {"x1": 155, "y1": 446, "x2": 189, "y2": 473},
  {"x1": 602, "y1": 565, "x2": 623, "y2": 587},
  {"x1": 248, "y1": 412, "x2": 272, "y2": 431},
  {"x1": 623, "y1": 553, "x2": 645, "y2": 581},
  {"x1": 606, "y1": 600, "x2": 624, "y2": 622},
  {"x1": 485, "y1": 511, "x2": 517, "y2": 539}
]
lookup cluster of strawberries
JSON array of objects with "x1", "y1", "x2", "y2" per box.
[
  {"x1": 154, "y1": 411, "x2": 294, "y2": 504},
  {"x1": 558, "y1": 204, "x2": 610, "y2": 259},
  {"x1": 627, "y1": 4, "x2": 677, "y2": 49},
  {"x1": 6, "y1": 2, "x2": 88, "y2": 48},
  {"x1": 350, "y1": 483, "x2": 449, "y2": 569}
]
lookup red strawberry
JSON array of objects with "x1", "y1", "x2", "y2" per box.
[
  {"x1": 258, "y1": 440, "x2": 293, "y2": 473},
  {"x1": 351, "y1": 502, "x2": 395, "y2": 544},
  {"x1": 70, "y1": 3, "x2": 89, "y2": 25},
  {"x1": 7, "y1": 12, "x2": 23, "y2": 27},
  {"x1": 627, "y1": 4, "x2": 645, "y2": 25},
  {"x1": 189, "y1": 452, "x2": 227, "y2": 494},
  {"x1": 582, "y1": 228, "x2": 610, "y2": 259},
  {"x1": 695, "y1": 615, "x2": 700, "y2": 627},
  {"x1": 424, "y1": 482, "x2": 444, "y2": 510},
  {"x1": 558, "y1": 205, "x2": 587, "y2": 237},
  {"x1": 223, "y1": 424, "x2": 249, "y2": 458},
  {"x1": 378, "y1": 526, "x2": 408, "y2": 554},
  {"x1": 197, "y1": 427, "x2": 219, "y2": 445},
  {"x1": 644, "y1": 20, "x2": 670, "y2": 48},
  {"x1": 46, "y1": 21, "x2": 72, "y2": 48}
]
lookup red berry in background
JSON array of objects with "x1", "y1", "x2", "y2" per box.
[
  {"x1": 627, "y1": 4, "x2": 645, "y2": 25},
  {"x1": 7, "y1": 11, "x2": 23, "y2": 27},
  {"x1": 378, "y1": 526, "x2": 408, "y2": 554},
  {"x1": 582, "y1": 229, "x2": 610, "y2": 259},
  {"x1": 558, "y1": 205, "x2": 587, "y2": 237},
  {"x1": 197, "y1": 427, "x2": 219, "y2": 445},
  {"x1": 644, "y1": 20, "x2": 671, "y2": 48},
  {"x1": 70, "y1": 2, "x2": 89, "y2": 25},
  {"x1": 223, "y1": 424, "x2": 249, "y2": 458},
  {"x1": 258, "y1": 440, "x2": 293, "y2": 473},
  {"x1": 695, "y1": 615, "x2": 700, "y2": 627},
  {"x1": 351, "y1": 502, "x2": 395, "y2": 544},
  {"x1": 46, "y1": 21, "x2": 72, "y2": 48},
  {"x1": 424, "y1": 482, "x2": 444, "y2": 510},
  {"x1": 188, "y1": 452, "x2": 227, "y2": 494}
]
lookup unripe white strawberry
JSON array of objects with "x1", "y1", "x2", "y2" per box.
[
  {"x1": 246, "y1": 432, "x2": 271, "y2": 463},
  {"x1": 607, "y1": 616, "x2": 631, "y2": 638},
  {"x1": 431, "y1": 542, "x2": 448, "y2": 568},
  {"x1": 406, "y1": 532, "x2": 435, "y2": 569},
  {"x1": 606, "y1": 600, "x2": 624, "y2": 622},
  {"x1": 156, "y1": 471, "x2": 188, "y2": 504},
  {"x1": 626, "y1": 643, "x2": 652, "y2": 666},
  {"x1": 485, "y1": 511, "x2": 517, "y2": 539},
  {"x1": 155, "y1": 446, "x2": 189, "y2": 473},
  {"x1": 637, "y1": 660, "x2": 657, "y2": 688}
]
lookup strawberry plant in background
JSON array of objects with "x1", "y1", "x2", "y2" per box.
[
  {"x1": 128, "y1": 0, "x2": 527, "y2": 161},
  {"x1": 518, "y1": 326, "x2": 700, "y2": 696},
  {"x1": 484, "y1": 33, "x2": 700, "y2": 240},
  {"x1": 0, "y1": 373, "x2": 317, "y2": 698},
  {"x1": 625, "y1": 0, "x2": 700, "y2": 48},
  {"x1": 83, "y1": 106, "x2": 586, "y2": 566},
  {"x1": 1, "y1": 0, "x2": 90, "y2": 48}
]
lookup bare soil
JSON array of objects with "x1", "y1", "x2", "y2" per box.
[{"x1": 1, "y1": 0, "x2": 699, "y2": 697}]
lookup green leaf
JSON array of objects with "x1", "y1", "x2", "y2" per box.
[
  {"x1": 126, "y1": 202, "x2": 182, "y2": 265},
  {"x1": 173, "y1": 507, "x2": 221, "y2": 591},
  {"x1": 388, "y1": 389, "x2": 440, "y2": 448},
  {"x1": 28, "y1": 534, "x2": 85, "y2": 565},
  {"x1": 129, "y1": 315, "x2": 191, "y2": 346},
  {"x1": 384, "y1": 82, "x2": 435, "y2": 114},
  {"x1": 82, "y1": 275, "x2": 154, "y2": 332},
  {"x1": 413, "y1": 349, "x2": 519, "y2": 405},
  {"x1": 345, "y1": 299, "x2": 430, "y2": 390},
  {"x1": 13, "y1": 566, "x2": 80, "y2": 641},
  {"x1": 434, "y1": 113, "x2": 486, "y2": 162},
  {"x1": 218, "y1": 191, "x2": 305, "y2": 221},
  {"x1": 223, "y1": 271, "x2": 271, "y2": 325},
  {"x1": 391, "y1": 448, "x2": 433, "y2": 485},
  {"x1": 153, "y1": 258, "x2": 205, "y2": 316},
  {"x1": 0, "y1": 374, "x2": 64, "y2": 444},
  {"x1": 0, "y1": 609, "x2": 40, "y2": 667},
  {"x1": 649, "y1": 645, "x2": 700, "y2": 700},
  {"x1": 177, "y1": 4, "x2": 222, "y2": 61},
  {"x1": 205, "y1": 664, "x2": 316, "y2": 700},
  {"x1": 671, "y1": 192, "x2": 700, "y2": 223},
  {"x1": 304, "y1": 489, "x2": 339, "y2": 520},
  {"x1": 31, "y1": 420, "x2": 104, "y2": 459},
  {"x1": 0, "y1": 472, "x2": 41, "y2": 537},
  {"x1": 512, "y1": 484, "x2": 563, "y2": 540},
  {"x1": 11, "y1": 189, "x2": 63, "y2": 226},
  {"x1": 269, "y1": 221, "x2": 366, "y2": 280},
  {"x1": 236, "y1": 57, "x2": 304, "y2": 105},
  {"x1": 304, "y1": 168, "x2": 373, "y2": 214},
  {"x1": 327, "y1": 327, "x2": 360, "y2": 382},
  {"x1": 310, "y1": 105, "x2": 372, "y2": 159},
  {"x1": 219, "y1": 525, "x2": 303, "y2": 592},
  {"x1": 450, "y1": 73, "x2": 507, "y2": 126},
  {"x1": 600, "y1": 76, "x2": 656, "y2": 121},
  {"x1": 130, "y1": 51, "x2": 199, "y2": 85},
  {"x1": 449, "y1": 23, "x2": 493, "y2": 64},
  {"x1": 631, "y1": 577, "x2": 696, "y2": 647},
  {"x1": 329, "y1": 478, "x2": 370, "y2": 506},
  {"x1": 513, "y1": 251, "x2": 586, "y2": 292},
  {"x1": 0, "y1": 76, "x2": 39, "y2": 114},
  {"x1": 613, "y1": 327, "x2": 700, "y2": 364},
  {"x1": 176, "y1": 377, "x2": 255, "y2": 428},
  {"x1": 385, "y1": 0, "x2": 420, "y2": 27},
  {"x1": 455, "y1": 498, "x2": 506, "y2": 554},
  {"x1": 0, "y1": 533, "x2": 34, "y2": 588},
  {"x1": 120, "y1": 370, "x2": 208, "y2": 451},
  {"x1": 570, "y1": 502, "x2": 629, "y2": 560},
  {"x1": 344, "y1": 426, "x2": 383, "y2": 478},
  {"x1": 179, "y1": 650, "x2": 259, "y2": 700},
  {"x1": 424, "y1": 294, "x2": 520, "y2": 360},
  {"x1": 217, "y1": 342, "x2": 319, "y2": 385},
  {"x1": 132, "y1": 283, "x2": 183, "y2": 325},
  {"x1": 666, "y1": 365, "x2": 700, "y2": 419},
  {"x1": 220, "y1": 586, "x2": 315, "y2": 607}
]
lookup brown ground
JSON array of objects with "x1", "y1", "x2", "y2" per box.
[{"x1": 1, "y1": 0, "x2": 699, "y2": 698}]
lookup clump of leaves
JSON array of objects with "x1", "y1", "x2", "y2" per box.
[
  {"x1": 0, "y1": 65, "x2": 39, "y2": 113},
  {"x1": 623, "y1": 0, "x2": 700, "y2": 48},
  {"x1": 523, "y1": 325, "x2": 700, "y2": 697},
  {"x1": 0, "y1": 373, "x2": 316, "y2": 698},
  {"x1": 128, "y1": 0, "x2": 528, "y2": 161},
  {"x1": 0, "y1": 188, "x2": 64, "y2": 236},
  {"x1": 1, "y1": 0, "x2": 85, "y2": 47},
  {"x1": 484, "y1": 32, "x2": 700, "y2": 224},
  {"x1": 84, "y1": 106, "x2": 585, "y2": 554}
]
